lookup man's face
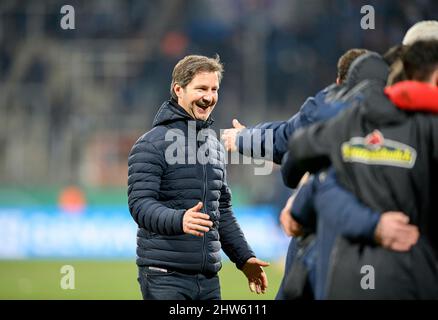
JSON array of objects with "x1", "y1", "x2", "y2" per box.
[{"x1": 174, "y1": 71, "x2": 219, "y2": 121}]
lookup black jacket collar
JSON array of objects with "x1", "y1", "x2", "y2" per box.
[{"x1": 152, "y1": 99, "x2": 214, "y2": 130}]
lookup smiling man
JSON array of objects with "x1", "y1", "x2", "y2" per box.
[
  {"x1": 172, "y1": 68, "x2": 218, "y2": 121},
  {"x1": 128, "y1": 55, "x2": 269, "y2": 300}
]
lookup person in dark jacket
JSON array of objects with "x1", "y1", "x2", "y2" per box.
[
  {"x1": 282, "y1": 51, "x2": 421, "y2": 300},
  {"x1": 282, "y1": 41, "x2": 438, "y2": 299},
  {"x1": 281, "y1": 23, "x2": 438, "y2": 300},
  {"x1": 289, "y1": 168, "x2": 417, "y2": 299},
  {"x1": 128, "y1": 55, "x2": 269, "y2": 300},
  {"x1": 221, "y1": 49, "x2": 368, "y2": 299}
]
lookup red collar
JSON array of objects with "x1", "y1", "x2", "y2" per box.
[{"x1": 384, "y1": 81, "x2": 438, "y2": 112}]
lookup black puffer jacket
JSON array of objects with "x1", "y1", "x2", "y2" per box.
[{"x1": 128, "y1": 99, "x2": 255, "y2": 275}]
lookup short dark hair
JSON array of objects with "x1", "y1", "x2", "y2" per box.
[
  {"x1": 383, "y1": 45, "x2": 405, "y2": 65},
  {"x1": 170, "y1": 54, "x2": 224, "y2": 100},
  {"x1": 402, "y1": 40, "x2": 438, "y2": 81},
  {"x1": 337, "y1": 49, "x2": 368, "y2": 83}
]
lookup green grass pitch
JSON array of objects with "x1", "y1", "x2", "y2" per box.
[{"x1": 0, "y1": 260, "x2": 284, "y2": 300}]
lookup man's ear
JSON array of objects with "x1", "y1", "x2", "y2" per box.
[
  {"x1": 174, "y1": 84, "x2": 182, "y2": 99},
  {"x1": 336, "y1": 77, "x2": 341, "y2": 85}
]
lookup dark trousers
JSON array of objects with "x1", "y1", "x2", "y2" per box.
[{"x1": 138, "y1": 266, "x2": 221, "y2": 300}]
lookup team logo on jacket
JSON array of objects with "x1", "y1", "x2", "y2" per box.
[{"x1": 341, "y1": 130, "x2": 417, "y2": 168}]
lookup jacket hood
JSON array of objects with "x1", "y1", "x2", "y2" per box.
[
  {"x1": 335, "y1": 52, "x2": 404, "y2": 126},
  {"x1": 327, "y1": 52, "x2": 389, "y2": 103},
  {"x1": 152, "y1": 99, "x2": 214, "y2": 129},
  {"x1": 345, "y1": 52, "x2": 389, "y2": 89},
  {"x1": 384, "y1": 81, "x2": 438, "y2": 113}
]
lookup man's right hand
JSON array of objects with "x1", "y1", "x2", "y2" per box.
[
  {"x1": 221, "y1": 119, "x2": 246, "y2": 152},
  {"x1": 183, "y1": 202, "x2": 213, "y2": 237},
  {"x1": 374, "y1": 211, "x2": 419, "y2": 251}
]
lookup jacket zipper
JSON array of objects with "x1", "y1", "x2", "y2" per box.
[{"x1": 200, "y1": 140, "x2": 208, "y2": 273}]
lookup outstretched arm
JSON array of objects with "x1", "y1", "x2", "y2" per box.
[
  {"x1": 218, "y1": 176, "x2": 255, "y2": 269},
  {"x1": 218, "y1": 170, "x2": 270, "y2": 294},
  {"x1": 312, "y1": 169, "x2": 380, "y2": 242},
  {"x1": 222, "y1": 91, "x2": 325, "y2": 164},
  {"x1": 313, "y1": 169, "x2": 418, "y2": 250}
]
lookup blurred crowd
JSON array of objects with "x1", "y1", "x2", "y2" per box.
[{"x1": 0, "y1": 0, "x2": 437, "y2": 205}]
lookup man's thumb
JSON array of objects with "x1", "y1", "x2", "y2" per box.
[
  {"x1": 392, "y1": 212, "x2": 409, "y2": 224},
  {"x1": 255, "y1": 258, "x2": 270, "y2": 267},
  {"x1": 193, "y1": 202, "x2": 203, "y2": 211},
  {"x1": 232, "y1": 119, "x2": 244, "y2": 129}
]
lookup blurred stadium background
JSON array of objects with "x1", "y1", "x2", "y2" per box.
[{"x1": 0, "y1": 0, "x2": 436, "y2": 299}]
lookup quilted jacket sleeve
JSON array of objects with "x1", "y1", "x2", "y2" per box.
[
  {"x1": 237, "y1": 95, "x2": 319, "y2": 165},
  {"x1": 313, "y1": 169, "x2": 380, "y2": 242},
  {"x1": 128, "y1": 138, "x2": 185, "y2": 235},
  {"x1": 218, "y1": 170, "x2": 255, "y2": 269}
]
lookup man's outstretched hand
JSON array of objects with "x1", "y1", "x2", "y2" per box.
[
  {"x1": 241, "y1": 257, "x2": 270, "y2": 294},
  {"x1": 222, "y1": 119, "x2": 246, "y2": 152},
  {"x1": 183, "y1": 202, "x2": 213, "y2": 237}
]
